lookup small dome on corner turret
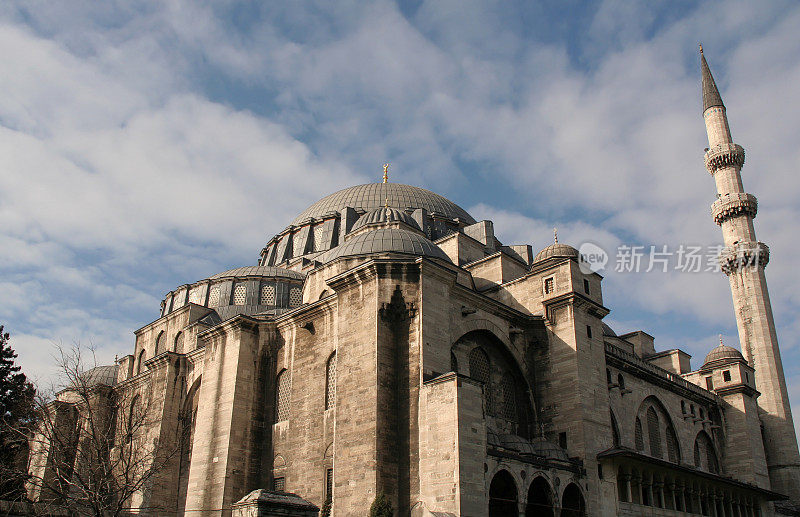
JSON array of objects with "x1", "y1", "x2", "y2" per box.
[
  {"x1": 533, "y1": 243, "x2": 579, "y2": 264},
  {"x1": 702, "y1": 343, "x2": 745, "y2": 369}
]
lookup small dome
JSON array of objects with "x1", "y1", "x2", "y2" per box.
[
  {"x1": 320, "y1": 227, "x2": 451, "y2": 263},
  {"x1": 534, "y1": 243, "x2": 579, "y2": 263},
  {"x1": 703, "y1": 343, "x2": 745, "y2": 368},
  {"x1": 78, "y1": 365, "x2": 118, "y2": 387},
  {"x1": 208, "y1": 265, "x2": 304, "y2": 281},
  {"x1": 350, "y1": 206, "x2": 420, "y2": 233}
]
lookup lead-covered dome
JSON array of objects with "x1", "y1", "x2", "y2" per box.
[
  {"x1": 702, "y1": 343, "x2": 745, "y2": 368},
  {"x1": 290, "y1": 183, "x2": 475, "y2": 226},
  {"x1": 78, "y1": 365, "x2": 118, "y2": 387},
  {"x1": 350, "y1": 206, "x2": 420, "y2": 233},
  {"x1": 534, "y1": 243, "x2": 579, "y2": 263},
  {"x1": 321, "y1": 227, "x2": 451, "y2": 263}
]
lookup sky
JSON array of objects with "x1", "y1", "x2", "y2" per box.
[{"x1": 0, "y1": 1, "x2": 799, "y2": 434}]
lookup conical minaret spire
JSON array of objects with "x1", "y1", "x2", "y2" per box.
[
  {"x1": 700, "y1": 48, "x2": 800, "y2": 504},
  {"x1": 700, "y1": 45, "x2": 724, "y2": 112}
]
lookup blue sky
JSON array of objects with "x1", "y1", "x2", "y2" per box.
[{"x1": 1, "y1": 1, "x2": 799, "y2": 434}]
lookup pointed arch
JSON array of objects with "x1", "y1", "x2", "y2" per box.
[
  {"x1": 154, "y1": 331, "x2": 165, "y2": 355},
  {"x1": 526, "y1": 476, "x2": 554, "y2": 517},
  {"x1": 136, "y1": 349, "x2": 147, "y2": 375},
  {"x1": 694, "y1": 430, "x2": 719, "y2": 473},
  {"x1": 610, "y1": 410, "x2": 620, "y2": 447},
  {"x1": 489, "y1": 469, "x2": 517, "y2": 516},
  {"x1": 561, "y1": 483, "x2": 586, "y2": 517},
  {"x1": 635, "y1": 417, "x2": 644, "y2": 451},
  {"x1": 636, "y1": 396, "x2": 681, "y2": 463}
]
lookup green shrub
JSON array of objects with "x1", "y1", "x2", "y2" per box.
[{"x1": 369, "y1": 492, "x2": 393, "y2": 517}]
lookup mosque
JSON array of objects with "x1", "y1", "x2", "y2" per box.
[{"x1": 25, "y1": 51, "x2": 800, "y2": 516}]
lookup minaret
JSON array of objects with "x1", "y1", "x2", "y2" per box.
[{"x1": 701, "y1": 46, "x2": 800, "y2": 501}]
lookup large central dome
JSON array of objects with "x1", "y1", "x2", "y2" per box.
[{"x1": 290, "y1": 183, "x2": 475, "y2": 226}]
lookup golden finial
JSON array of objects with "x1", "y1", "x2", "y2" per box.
[
  {"x1": 553, "y1": 227, "x2": 558, "y2": 244},
  {"x1": 382, "y1": 163, "x2": 389, "y2": 183},
  {"x1": 719, "y1": 334, "x2": 723, "y2": 347},
  {"x1": 699, "y1": 43, "x2": 703, "y2": 54}
]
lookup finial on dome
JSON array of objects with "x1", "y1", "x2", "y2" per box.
[
  {"x1": 553, "y1": 227, "x2": 558, "y2": 244},
  {"x1": 719, "y1": 334, "x2": 723, "y2": 347},
  {"x1": 382, "y1": 163, "x2": 389, "y2": 183},
  {"x1": 385, "y1": 197, "x2": 389, "y2": 208}
]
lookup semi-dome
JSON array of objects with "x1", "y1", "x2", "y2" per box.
[
  {"x1": 534, "y1": 243, "x2": 579, "y2": 263},
  {"x1": 350, "y1": 206, "x2": 420, "y2": 233},
  {"x1": 702, "y1": 343, "x2": 745, "y2": 368},
  {"x1": 320, "y1": 227, "x2": 451, "y2": 263},
  {"x1": 290, "y1": 183, "x2": 475, "y2": 226}
]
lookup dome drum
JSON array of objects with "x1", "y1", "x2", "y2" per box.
[{"x1": 161, "y1": 266, "x2": 305, "y2": 319}]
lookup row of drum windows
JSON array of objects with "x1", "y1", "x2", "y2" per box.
[{"x1": 165, "y1": 281, "x2": 303, "y2": 315}]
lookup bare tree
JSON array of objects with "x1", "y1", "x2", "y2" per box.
[{"x1": 17, "y1": 344, "x2": 183, "y2": 517}]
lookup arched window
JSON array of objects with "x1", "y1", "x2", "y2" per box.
[
  {"x1": 137, "y1": 349, "x2": 147, "y2": 375},
  {"x1": 174, "y1": 331, "x2": 184, "y2": 353},
  {"x1": 694, "y1": 431, "x2": 719, "y2": 473},
  {"x1": 647, "y1": 406, "x2": 662, "y2": 458},
  {"x1": 606, "y1": 368, "x2": 612, "y2": 384},
  {"x1": 635, "y1": 417, "x2": 644, "y2": 451},
  {"x1": 325, "y1": 352, "x2": 337, "y2": 410},
  {"x1": 617, "y1": 373, "x2": 625, "y2": 390},
  {"x1": 488, "y1": 470, "x2": 517, "y2": 517},
  {"x1": 276, "y1": 370, "x2": 290, "y2": 422},
  {"x1": 154, "y1": 331, "x2": 165, "y2": 355},
  {"x1": 468, "y1": 347, "x2": 490, "y2": 383},
  {"x1": 666, "y1": 425, "x2": 680, "y2": 463}
]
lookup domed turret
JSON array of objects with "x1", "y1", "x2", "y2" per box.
[{"x1": 533, "y1": 228, "x2": 579, "y2": 264}]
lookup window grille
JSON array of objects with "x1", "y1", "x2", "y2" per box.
[
  {"x1": 666, "y1": 425, "x2": 680, "y2": 463},
  {"x1": 325, "y1": 353, "x2": 337, "y2": 410},
  {"x1": 314, "y1": 224, "x2": 325, "y2": 251},
  {"x1": 233, "y1": 283, "x2": 247, "y2": 305},
  {"x1": 208, "y1": 286, "x2": 221, "y2": 307},
  {"x1": 293, "y1": 232, "x2": 305, "y2": 256},
  {"x1": 635, "y1": 417, "x2": 644, "y2": 451},
  {"x1": 325, "y1": 468, "x2": 333, "y2": 502},
  {"x1": 468, "y1": 347, "x2": 490, "y2": 384},
  {"x1": 498, "y1": 375, "x2": 517, "y2": 421},
  {"x1": 647, "y1": 407, "x2": 662, "y2": 458},
  {"x1": 188, "y1": 286, "x2": 203, "y2": 305},
  {"x1": 273, "y1": 477, "x2": 285, "y2": 492},
  {"x1": 261, "y1": 283, "x2": 276, "y2": 305},
  {"x1": 289, "y1": 287, "x2": 302, "y2": 307},
  {"x1": 544, "y1": 277, "x2": 554, "y2": 294},
  {"x1": 276, "y1": 371, "x2": 290, "y2": 422}
]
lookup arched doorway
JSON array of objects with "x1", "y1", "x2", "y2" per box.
[
  {"x1": 561, "y1": 483, "x2": 586, "y2": 517},
  {"x1": 489, "y1": 470, "x2": 518, "y2": 516},
  {"x1": 526, "y1": 476, "x2": 554, "y2": 516}
]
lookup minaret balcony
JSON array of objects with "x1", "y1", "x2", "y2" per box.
[
  {"x1": 718, "y1": 241, "x2": 770, "y2": 274},
  {"x1": 704, "y1": 143, "x2": 745, "y2": 174},
  {"x1": 711, "y1": 193, "x2": 758, "y2": 225}
]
